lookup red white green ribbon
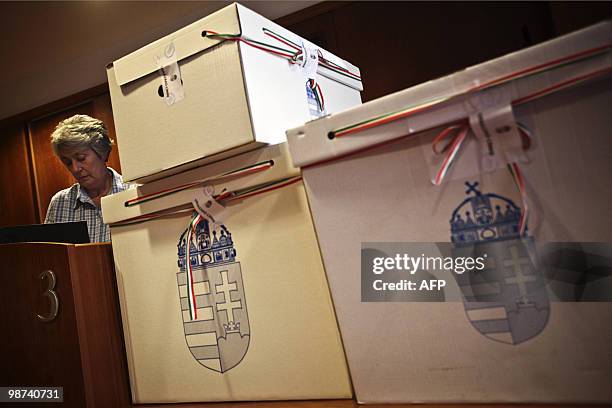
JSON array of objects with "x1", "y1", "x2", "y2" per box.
[
  {"x1": 112, "y1": 175, "x2": 303, "y2": 228},
  {"x1": 326, "y1": 44, "x2": 612, "y2": 140},
  {"x1": 431, "y1": 122, "x2": 470, "y2": 185},
  {"x1": 431, "y1": 122, "x2": 532, "y2": 185},
  {"x1": 185, "y1": 212, "x2": 204, "y2": 320},
  {"x1": 309, "y1": 78, "x2": 325, "y2": 112},
  {"x1": 221, "y1": 175, "x2": 302, "y2": 203},
  {"x1": 330, "y1": 96, "x2": 448, "y2": 139},
  {"x1": 124, "y1": 160, "x2": 274, "y2": 207},
  {"x1": 507, "y1": 162, "x2": 528, "y2": 236},
  {"x1": 431, "y1": 121, "x2": 532, "y2": 236},
  {"x1": 203, "y1": 28, "x2": 361, "y2": 81}
]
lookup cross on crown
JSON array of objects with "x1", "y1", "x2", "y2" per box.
[{"x1": 450, "y1": 182, "x2": 524, "y2": 245}]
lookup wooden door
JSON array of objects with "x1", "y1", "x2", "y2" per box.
[
  {"x1": 28, "y1": 93, "x2": 121, "y2": 222},
  {"x1": 0, "y1": 123, "x2": 38, "y2": 225}
]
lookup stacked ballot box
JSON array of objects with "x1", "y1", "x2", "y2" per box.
[
  {"x1": 101, "y1": 143, "x2": 352, "y2": 403},
  {"x1": 286, "y1": 21, "x2": 612, "y2": 403},
  {"x1": 107, "y1": 2, "x2": 362, "y2": 183},
  {"x1": 102, "y1": 3, "x2": 363, "y2": 402}
]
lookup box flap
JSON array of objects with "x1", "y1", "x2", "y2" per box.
[
  {"x1": 287, "y1": 20, "x2": 612, "y2": 167},
  {"x1": 102, "y1": 143, "x2": 299, "y2": 224},
  {"x1": 111, "y1": 3, "x2": 241, "y2": 86}
]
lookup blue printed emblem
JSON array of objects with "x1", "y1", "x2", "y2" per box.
[{"x1": 451, "y1": 182, "x2": 549, "y2": 345}]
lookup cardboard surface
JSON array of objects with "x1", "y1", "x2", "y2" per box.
[
  {"x1": 287, "y1": 22, "x2": 612, "y2": 403},
  {"x1": 107, "y1": 3, "x2": 362, "y2": 183},
  {"x1": 102, "y1": 144, "x2": 351, "y2": 403}
]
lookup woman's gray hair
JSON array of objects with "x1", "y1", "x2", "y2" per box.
[{"x1": 51, "y1": 114, "x2": 114, "y2": 160}]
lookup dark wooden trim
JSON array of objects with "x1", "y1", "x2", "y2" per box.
[
  {"x1": 0, "y1": 123, "x2": 39, "y2": 226},
  {"x1": 26, "y1": 120, "x2": 45, "y2": 224},
  {"x1": 274, "y1": 1, "x2": 351, "y2": 27},
  {"x1": 24, "y1": 123, "x2": 41, "y2": 223},
  {"x1": 0, "y1": 83, "x2": 110, "y2": 130},
  {"x1": 68, "y1": 243, "x2": 131, "y2": 407}
]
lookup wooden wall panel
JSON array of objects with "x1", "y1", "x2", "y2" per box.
[
  {"x1": 0, "y1": 124, "x2": 38, "y2": 226},
  {"x1": 549, "y1": 1, "x2": 612, "y2": 36},
  {"x1": 29, "y1": 93, "x2": 120, "y2": 222},
  {"x1": 93, "y1": 92, "x2": 122, "y2": 172}
]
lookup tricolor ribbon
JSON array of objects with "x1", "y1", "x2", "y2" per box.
[
  {"x1": 112, "y1": 175, "x2": 303, "y2": 228},
  {"x1": 327, "y1": 43, "x2": 612, "y2": 140},
  {"x1": 124, "y1": 160, "x2": 274, "y2": 207},
  {"x1": 431, "y1": 122, "x2": 470, "y2": 186},
  {"x1": 185, "y1": 212, "x2": 204, "y2": 320},
  {"x1": 507, "y1": 162, "x2": 528, "y2": 236},
  {"x1": 431, "y1": 121, "x2": 532, "y2": 185},
  {"x1": 431, "y1": 121, "x2": 533, "y2": 236},
  {"x1": 308, "y1": 78, "x2": 325, "y2": 112}
]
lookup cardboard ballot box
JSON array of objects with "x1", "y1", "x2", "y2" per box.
[
  {"x1": 286, "y1": 21, "x2": 612, "y2": 403},
  {"x1": 107, "y1": 2, "x2": 362, "y2": 183},
  {"x1": 101, "y1": 143, "x2": 351, "y2": 403}
]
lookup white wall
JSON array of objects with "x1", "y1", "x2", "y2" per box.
[{"x1": 0, "y1": 1, "x2": 319, "y2": 121}]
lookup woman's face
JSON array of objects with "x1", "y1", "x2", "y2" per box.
[{"x1": 59, "y1": 147, "x2": 108, "y2": 192}]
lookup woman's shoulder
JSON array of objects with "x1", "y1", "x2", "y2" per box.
[
  {"x1": 108, "y1": 167, "x2": 133, "y2": 193},
  {"x1": 49, "y1": 183, "x2": 80, "y2": 204}
]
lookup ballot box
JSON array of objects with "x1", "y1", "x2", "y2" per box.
[
  {"x1": 286, "y1": 21, "x2": 612, "y2": 403},
  {"x1": 101, "y1": 143, "x2": 351, "y2": 403},
  {"x1": 107, "y1": 2, "x2": 362, "y2": 183}
]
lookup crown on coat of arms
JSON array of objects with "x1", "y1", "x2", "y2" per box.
[
  {"x1": 177, "y1": 218, "x2": 237, "y2": 270},
  {"x1": 223, "y1": 321, "x2": 240, "y2": 334},
  {"x1": 450, "y1": 182, "x2": 524, "y2": 246}
]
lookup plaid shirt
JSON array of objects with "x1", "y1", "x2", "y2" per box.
[{"x1": 44, "y1": 168, "x2": 131, "y2": 243}]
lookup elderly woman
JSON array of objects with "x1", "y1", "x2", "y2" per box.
[{"x1": 44, "y1": 114, "x2": 130, "y2": 242}]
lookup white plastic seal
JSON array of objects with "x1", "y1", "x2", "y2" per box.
[
  {"x1": 155, "y1": 42, "x2": 185, "y2": 106},
  {"x1": 191, "y1": 185, "x2": 227, "y2": 225},
  {"x1": 468, "y1": 103, "x2": 527, "y2": 172},
  {"x1": 301, "y1": 42, "x2": 319, "y2": 81}
]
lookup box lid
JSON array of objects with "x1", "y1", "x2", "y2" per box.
[
  {"x1": 109, "y1": 2, "x2": 362, "y2": 91},
  {"x1": 110, "y1": 3, "x2": 241, "y2": 87},
  {"x1": 286, "y1": 20, "x2": 612, "y2": 167},
  {"x1": 102, "y1": 143, "x2": 299, "y2": 225},
  {"x1": 234, "y1": 3, "x2": 362, "y2": 92}
]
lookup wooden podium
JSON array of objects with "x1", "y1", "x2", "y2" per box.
[{"x1": 0, "y1": 242, "x2": 131, "y2": 407}]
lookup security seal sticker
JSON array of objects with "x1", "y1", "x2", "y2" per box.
[
  {"x1": 469, "y1": 103, "x2": 527, "y2": 173},
  {"x1": 301, "y1": 42, "x2": 319, "y2": 80},
  {"x1": 155, "y1": 42, "x2": 185, "y2": 106},
  {"x1": 192, "y1": 185, "x2": 227, "y2": 225}
]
